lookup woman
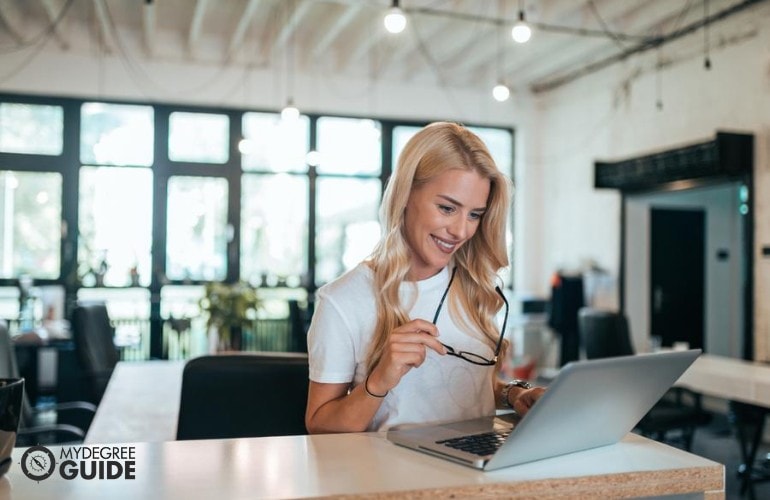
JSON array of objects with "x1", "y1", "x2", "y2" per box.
[{"x1": 306, "y1": 122, "x2": 544, "y2": 433}]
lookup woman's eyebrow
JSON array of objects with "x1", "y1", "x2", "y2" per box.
[{"x1": 437, "y1": 194, "x2": 487, "y2": 212}]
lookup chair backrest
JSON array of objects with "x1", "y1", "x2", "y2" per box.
[
  {"x1": 579, "y1": 307, "x2": 635, "y2": 359},
  {"x1": 71, "y1": 303, "x2": 119, "y2": 403},
  {"x1": 0, "y1": 321, "x2": 39, "y2": 427},
  {"x1": 176, "y1": 352, "x2": 309, "y2": 441}
]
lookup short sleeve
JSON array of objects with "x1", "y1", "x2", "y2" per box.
[{"x1": 307, "y1": 289, "x2": 358, "y2": 384}]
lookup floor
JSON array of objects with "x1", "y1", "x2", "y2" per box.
[{"x1": 657, "y1": 412, "x2": 770, "y2": 499}]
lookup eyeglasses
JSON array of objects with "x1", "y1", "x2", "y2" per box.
[{"x1": 432, "y1": 267, "x2": 508, "y2": 366}]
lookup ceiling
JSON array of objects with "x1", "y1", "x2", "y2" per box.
[{"x1": 0, "y1": 0, "x2": 765, "y2": 96}]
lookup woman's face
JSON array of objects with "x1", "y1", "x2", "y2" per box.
[{"x1": 403, "y1": 168, "x2": 491, "y2": 281}]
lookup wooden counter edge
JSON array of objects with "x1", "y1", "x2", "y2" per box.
[{"x1": 321, "y1": 463, "x2": 725, "y2": 499}]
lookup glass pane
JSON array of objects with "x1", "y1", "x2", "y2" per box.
[
  {"x1": 161, "y1": 285, "x2": 209, "y2": 359},
  {"x1": 169, "y1": 112, "x2": 229, "y2": 164},
  {"x1": 392, "y1": 125, "x2": 421, "y2": 170},
  {"x1": 80, "y1": 102, "x2": 154, "y2": 166},
  {"x1": 0, "y1": 103, "x2": 63, "y2": 155},
  {"x1": 241, "y1": 112, "x2": 309, "y2": 173},
  {"x1": 467, "y1": 126, "x2": 513, "y2": 174},
  {"x1": 78, "y1": 166, "x2": 153, "y2": 287},
  {"x1": 166, "y1": 176, "x2": 228, "y2": 281},
  {"x1": 241, "y1": 174, "x2": 308, "y2": 286},
  {"x1": 316, "y1": 178, "x2": 381, "y2": 285},
  {"x1": 0, "y1": 171, "x2": 62, "y2": 279},
  {"x1": 317, "y1": 117, "x2": 381, "y2": 174}
]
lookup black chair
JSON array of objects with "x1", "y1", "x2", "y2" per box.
[
  {"x1": 71, "y1": 303, "x2": 120, "y2": 404},
  {"x1": 176, "y1": 352, "x2": 309, "y2": 440},
  {"x1": 0, "y1": 320, "x2": 95, "y2": 446},
  {"x1": 578, "y1": 307, "x2": 711, "y2": 451}
]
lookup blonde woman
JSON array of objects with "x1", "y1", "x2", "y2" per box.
[{"x1": 306, "y1": 122, "x2": 545, "y2": 433}]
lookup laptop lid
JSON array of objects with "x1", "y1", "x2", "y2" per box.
[{"x1": 387, "y1": 349, "x2": 701, "y2": 471}]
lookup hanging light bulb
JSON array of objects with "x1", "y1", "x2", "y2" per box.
[
  {"x1": 492, "y1": 83, "x2": 510, "y2": 102},
  {"x1": 281, "y1": 98, "x2": 300, "y2": 121},
  {"x1": 384, "y1": 0, "x2": 407, "y2": 34},
  {"x1": 511, "y1": 10, "x2": 532, "y2": 43}
]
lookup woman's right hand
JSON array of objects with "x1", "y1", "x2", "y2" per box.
[{"x1": 365, "y1": 319, "x2": 447, "y2": 396}]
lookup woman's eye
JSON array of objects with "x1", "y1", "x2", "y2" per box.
[
  {"x1": 469, "y1": 212, "x2": 483, "y2": 220},
  {"x1": 438, "y1": 205, "x2": 455, "y2": 214}
]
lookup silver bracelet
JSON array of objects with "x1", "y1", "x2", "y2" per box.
[{"x1": 501, "y1": 379, "x2": 532, "y2": 408}]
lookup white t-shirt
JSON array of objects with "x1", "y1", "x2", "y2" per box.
[{"x1": 308, "y1": 263, "x2": 496, "y2": 431}]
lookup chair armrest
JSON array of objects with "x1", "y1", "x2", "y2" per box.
[{"x1": 50, "y1": 401, "x2": 98, "y2": 414}]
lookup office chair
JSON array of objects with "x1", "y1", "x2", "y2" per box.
[
  {"x1": 71, "y1": 303, "x2": 120, "y2": 404},
  {"x1": 0, "y1": 320, "x2": 96, "y2": 446},
  {"x1": 176, "y1": 352, "x2": 309, "y2": 440},
  {"x1": 578, "y1": 307, "x2": 711, "y2": 451}
]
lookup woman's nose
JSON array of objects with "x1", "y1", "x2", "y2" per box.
[{"x1": 447, "y1": 216, "x2": 469, "y2": 239}]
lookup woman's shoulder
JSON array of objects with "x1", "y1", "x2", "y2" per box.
[{"x1": 317, "y1": 262, "x2": 375, "y2": 301}]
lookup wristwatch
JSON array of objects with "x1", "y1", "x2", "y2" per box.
[{"x1": 501, "y1": 379, "x2": 532, "y2": 408}]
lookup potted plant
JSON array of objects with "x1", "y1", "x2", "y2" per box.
[{"x1": 199, "y1": 282, "x2": 261, "y2": 352}]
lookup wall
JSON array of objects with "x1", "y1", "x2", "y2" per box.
[{"x1": 519, "y1": 1, "x2": 770, "y2": 359}]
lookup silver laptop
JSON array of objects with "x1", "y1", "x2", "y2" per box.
[{"x1": 387, "y1": 349, "x2": 700, "y2": 471}]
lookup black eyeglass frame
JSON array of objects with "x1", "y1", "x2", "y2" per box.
[{"x1": 432, "y1": 267, "x2": 508, "y2": 366}]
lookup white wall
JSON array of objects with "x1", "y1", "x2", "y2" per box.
[
  {"x1": 624, "y1": 184, "x2": 744, "y2": 357},
  {"x1": 518, "y1": 1, "x2": 770, "y2": 359}
]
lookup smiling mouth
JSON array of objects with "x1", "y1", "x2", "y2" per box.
[{"x1": 432, "y1": 235, "x2": 459, "y2": 253}]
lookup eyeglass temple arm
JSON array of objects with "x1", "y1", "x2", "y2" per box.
[{"x1": 493, "y1": 286, "x2": 509, "y2": 357}]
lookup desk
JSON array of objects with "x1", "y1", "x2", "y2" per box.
[
  {"x1": 676, "y1": 353, "x2": 770, "y2": 493},
  {"x1": 676, "y1": 353, "x2": 770, "y2": 406},
  {"x1": 85, "y1": 360, "x2": 185, "y2": 444},
  {"x1": 1, "y1": 432, "x2": 724, "y2": 499}
]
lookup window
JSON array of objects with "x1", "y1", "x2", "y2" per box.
[
  {"x1": 78, "y1": 166, "x2": 153, "y2": 287},
  {"x1": 241, "y1": 112, "x2": 309, "y2": 173},
  {"x1": 166, "y1": 176, "x2": 229, "y2": 281},
  {"x1": 169, "y1": 112, "x2": 229, "y2": 164},
  {"x1": 81, "y1": 102, "x2": 154, "y2": 167},
  {"x1": 241, "y1": 174, "x2": 308, "y2": 286},
  {"x1": 0, "y1": 103, "x2": 63, "y2": 155},
  {"x1": 317, "y1": 118, "x2": 381, "y2": 175},
  {"x1": 315, "y1": 178, "x2": 381, "y2": 285},
  {"x1": 0, "y1": 171, "x2": 62, "y2": 279}
]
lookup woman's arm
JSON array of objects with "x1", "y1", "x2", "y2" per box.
[{"x1": 306, "y1": 318, "x2": 446, "y2": 433}]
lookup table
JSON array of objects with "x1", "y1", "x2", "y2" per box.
[
  {"x1": 676, "y1": 354, "x2": 770, "y2": 406},
  {"x1": 84, "y1": 360, "x2": 186, "y2": 444},
  {"x1": 1, "y1": 432, "x2": 724, "y2": 499},
  {"x1": 676, "y1": 353, "x2": 770, "y2": 493}
]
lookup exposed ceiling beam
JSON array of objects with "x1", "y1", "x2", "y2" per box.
[
  {"x1": 311, "y1": 3, "x2": 364, "y2": 58},
  {"x1": 188, "y1": 0, "x2": 209, "y2": 54},
  {"x1": 227, "y1": 0, "x2": 262, "y2": 57},
  {"x1": 91, "y1": 0, "x2": 113, "y2": 53},
  {"x1": 0, "y1": 0, "x2": 26, "y2": 44},
  {"x1": 40, "y1": 0, "x2": 70, "y2": 49},
  {"x1": 272, "y1": 0, "x2": 314, "y2": 52},
  {"x1": 142, "y1": 0, "x2": 155, "y2": 56},
  {"x1": 531, "y1": 0, "x2": 765, "y2": 92}
]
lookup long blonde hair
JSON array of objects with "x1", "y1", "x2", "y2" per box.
[{"x1": 366, "y1": 122, "x2": 512, "y2": 372}]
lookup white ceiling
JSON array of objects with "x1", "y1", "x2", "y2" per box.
[{"x1": 0, "y1": 0, "x2": 765, "y2": 96}]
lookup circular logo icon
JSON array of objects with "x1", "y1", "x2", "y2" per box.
[{"x1": 20, "y1": 445, "x2": 57, "y2": 481}]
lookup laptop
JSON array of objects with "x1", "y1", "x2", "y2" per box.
[{"x1": 386, "y1": 349, "x2": 700, "y2": 471}]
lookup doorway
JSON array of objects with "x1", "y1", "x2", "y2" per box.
[{"x1": 650, "y1": 208, "x2": 705, "y2": 349}]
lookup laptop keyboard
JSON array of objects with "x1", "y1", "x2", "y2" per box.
[{"x1": 436, "y1": 430, "x2": 512, "y2": 457}]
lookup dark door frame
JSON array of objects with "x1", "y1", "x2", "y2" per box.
[
  {"x1": 596, "y1": 132, "x2": 754, "y2": 360},
  {"x1": 618, "y1": 176, "x2": 753, "y2": 359}
]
